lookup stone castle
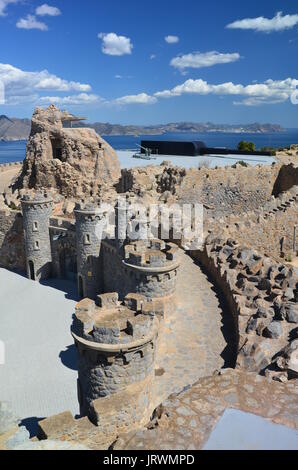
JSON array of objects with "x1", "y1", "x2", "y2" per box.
[{"x1": 0, "y1": 106, "x2": 297, "y2": 450}]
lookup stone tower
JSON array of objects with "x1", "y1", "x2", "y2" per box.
[
  {"x1": 74, "y1": 201, "x2": 107, "y2": 300},
  {"x1": 21, "y1": 193, "x2": 53, "y2": 281},
  {"x1": 72, "y1": 292, "x2": 160, "y2": 442},
  {"x1": 123, "y1": 239, "x2": 180, "y2": 301}
]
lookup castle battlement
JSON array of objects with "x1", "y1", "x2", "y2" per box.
[
  {"x1": 73, "y1": 292, "x2": 160, "y2": 347},
  {"x1": 21, "y1": 192, "x2": 53, "y2": 209},
  {"x1": 72, "y1": 292, "x2": 159, "y2": 432},
  {"x1": 124, "y1": 239, "x2": 179, "y2": 269}
]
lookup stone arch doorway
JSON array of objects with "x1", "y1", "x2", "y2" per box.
[
  {"x1": 78, "y1": 274, "x2": 84, "y2": 299},
  {"x1": 28, "y1": 260, "x2": 35, "y2": 281},
  {"x1": 59, "y1": 247, "x2": 77, "y2": 281}
]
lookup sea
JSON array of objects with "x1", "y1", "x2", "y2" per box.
[{"x1": 0, "y1": 129, "x2": 298, "y2": 167}]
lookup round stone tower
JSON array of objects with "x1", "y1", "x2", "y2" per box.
[
  {"x1": 75, "y1": 201, "x2": 107, "y2": 300},
  {"x1": 123, "y1": 239, "x2": 180, "y2": 301},
  {"x1": 21, "y1": 192, "x2": 53, "y2": 281},
  {"x1": 71, "y1": 292, "x2": 160, "y2": 441}
]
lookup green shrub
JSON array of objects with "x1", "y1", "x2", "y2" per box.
[{"x1": 237, "y1": 141, "x2": 255, "y2": 152}]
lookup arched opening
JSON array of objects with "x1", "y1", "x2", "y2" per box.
[
  {"x1": 78, "y1": 274, "x2": 84, "y2": 299},
  {"x1": 28, "y1": 260, "x2": 35, "y2": 281}
]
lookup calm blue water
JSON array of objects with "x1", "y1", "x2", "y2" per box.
[{"x1": 1, "y1": 130, "x2": 298, "y2": 164}]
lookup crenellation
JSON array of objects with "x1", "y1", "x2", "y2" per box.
[{"x1": 72, "y1": 293, "x2": 160, "y2": 438}]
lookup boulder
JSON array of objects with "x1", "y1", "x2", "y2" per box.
[{"x1": 263, "y1": 321, "x2": 284, "y2": 339}]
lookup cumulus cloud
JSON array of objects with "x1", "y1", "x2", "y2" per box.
[
  {"x1": 98, "y1": 32, "x2": 133, "y2": 56},
  {"x1": 165, "y1": 35, "x2": 179, "y2": 44},
  {"x1": 0, "y1": 63, "x2": 92, "y2": 104},
  {"x1": 39, "y1": 93, "x2": 101, "y2": 105},
  {"x1": 36, "y1": 3, "x2": 61, "y2": 17},
  {"x1": 113, "y1": 93, "x2": 157, "y2": 105},
  {"x1": 227, "y1": 11, "x2": 298, "y2": 33},
  {"x1": 170, "y1": 51, "x2": 240, "y2": 70},
  {"x1": 154, "y1": 77, "x2": 298, "y2": 105},
  {"x1": 0, "y1": 0, "x2": 19, "y2": 16},
  {"x1": 16, "y1": 14, "x2": 48, "y2": 31}
]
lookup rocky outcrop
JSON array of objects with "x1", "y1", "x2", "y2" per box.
[{"x1": 12, "y1": 106, "x2": 121, "y2": 198}]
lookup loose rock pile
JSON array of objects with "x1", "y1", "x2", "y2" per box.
[{"x1": 198, "y1": 237, "x2": 298, "y2": 382}]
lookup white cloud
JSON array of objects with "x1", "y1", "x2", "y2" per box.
[
  {"x1": 170, "y1": 51, "x2": 240, "y2": 70},
  {"x1": 165, "y1": 35, "x2": 179, "y2": 44},
  {"x1": 0, "y1": 63, "x2": 92, "y2": 104},
  {"x1": 16, "y1": 14, "x2": 48, "y2": 31},
  {"x1": 98, "y1": 32, "x2": 133, "y2": 56},
  {"x1": 114, "y1": 93, "x2": 157, "y2": 105},
  {"x1": 150, "y1": 54, "x2": 156, "y2": 60},
  {"x1": 227, "y1": 11, "x2": 298, "y2": 33},
  {"x1": 154, "y1": 77, "x2": 298, "y2": 105},
  {"x1": 0, "y1": 0, "x2": 19, "y2": 16},
  {"x1": 36, "y1": 4, "x2": 61, "y2": 17},
  {"x1": 39, "y1": 93, "x2": 101, "y2": 105}
]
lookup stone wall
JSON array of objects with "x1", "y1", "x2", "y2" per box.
[
  {"x1": 120, "y1": 161, "x2": 297, "y2": 219},
  {"x1": 0, "y1": 209, "x2": 25, "y2": 272},
  {"x1": 206, "y1": 186, "x2": 298, "y2": 261},
  {"x1": 191, "y1": 238, "x2": 297, "y2": 382}
]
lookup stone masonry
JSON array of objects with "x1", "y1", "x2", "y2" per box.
[{"x1": 71, "y1": 292, "x2": 160, "y2": 444}]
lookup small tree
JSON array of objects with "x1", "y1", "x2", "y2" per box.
[{"x1": 238, "y1": 141, "x2": 255, "y2": 152}]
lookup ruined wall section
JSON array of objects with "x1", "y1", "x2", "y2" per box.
[
  {"x1": 206, "y1": 186, "x2": 298, "y2": 261},
  {"x1": 0, "y1": 208, "x2": 25, "y2": 272}
]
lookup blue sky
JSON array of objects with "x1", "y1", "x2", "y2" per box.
[{"x1": 0, "y1": 0, "x2": 297, "y2": 126}]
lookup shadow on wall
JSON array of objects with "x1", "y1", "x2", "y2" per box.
[
  {"x1": 59, "y1": 344, "x2": 78, "y2": 371},
  {"x1": 272, "y1": 164, "x2": 298, "y2": 197}
]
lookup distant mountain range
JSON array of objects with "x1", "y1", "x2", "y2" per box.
[
  {"x1": 0, "y1": 114, "x2": 285, "y2": 141},
  {"x1": 0, "y1": 115, "x2": 31, "y2": 141}
]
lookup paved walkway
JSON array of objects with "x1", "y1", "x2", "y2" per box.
[
  {"x1": 153, "y1": 250, "x2": 234, "y2": 407},
  {"x1": 0, "y1": 269, "x2": 79, "y2": 435}
]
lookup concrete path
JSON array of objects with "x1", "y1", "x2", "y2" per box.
[
  {"x1": 153, "y1": 250, "x2": 234, "y2": 407},
  {"x1": 0, "y1": 269, "x2": 79, "y2": 435}
]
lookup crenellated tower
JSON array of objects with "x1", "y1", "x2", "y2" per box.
[
  {"x1": 123, "y1": 239, "x2": 180, "y2": 301},
  {"x1": 71, "y1": 292, "x2": 160, "y2": 441},
  {"x1": 21, "y1": 193, "x2": 53, "y2": 281},
  {"x1": 74, "y1": 201, "x2": 107, "y2": 300}
]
